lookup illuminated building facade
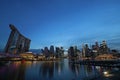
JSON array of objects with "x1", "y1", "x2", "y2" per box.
[
  {"x1": 68, "y1": 46, "x2": 80, "y2": 58},
  {"x1": 44, "y1": 47, "x2": 49, "y2": 58},
  {"x1": 99, "y1": 40, "x2": 109, "y2": 54},
  {"x1": 4, "y1": 24, "x2": 31, "y2": 54},
  {"x1": 50, "y1": 45, "x2": 54, "y2": 56}
]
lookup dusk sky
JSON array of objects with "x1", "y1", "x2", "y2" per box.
[{"x1": 0, "y1": 0, "x2": 120, "y2": 50}]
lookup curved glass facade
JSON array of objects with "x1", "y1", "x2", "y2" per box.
[{"x1": 4, "y1": 24, "x2": 31, "y2": 54}]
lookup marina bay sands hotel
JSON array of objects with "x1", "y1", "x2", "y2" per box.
[{"x1": 4, "y1": 24, "x2": 31, "y2": 54}]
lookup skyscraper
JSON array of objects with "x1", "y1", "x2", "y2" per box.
[
  {"x1": 55, "y1": 47, "x2": 60, "y2": 58},
  {"x1": 68, "y1": 46, "x2": 74, "y2": 57},
  {"x1": 50, "y1": 45, "x2": 54, "y2": 56},
  {"x1": 44, "y1": 47, "x2": 49, "y2": 58},
  {"x1": 82, "y1": 44, "x2": 85, "y2": 57},
  {"x1": 4, "y1": 24, "x2": 31, "y2": 54},
  {"x1": 99, "y1": 40, "x2": 108, "y2": 54},
  {"x1": 82, "y1": 44, "x2": 91, "y2": 57}
]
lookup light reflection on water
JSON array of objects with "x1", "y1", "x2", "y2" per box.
[{"x1": 0, "y1": 59, "x2": 120, "y2": 80}]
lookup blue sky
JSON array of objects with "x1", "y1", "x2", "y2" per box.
[{"x1": 0, "y1": 0, "x2": 120, "y2": 50}]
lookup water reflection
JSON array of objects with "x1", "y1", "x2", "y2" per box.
[
  {"x1": 68, "y1": 61, "x2": 99, "y2": 79},
  {"x1": 0, "y1": 61, "x2": 27, "y2": 80},
  {"x1": 39, "y1": 62, "x2": 54, "y2": 80},
  {"x1": 96, "y1": 66, "x2": 120, "y2": 79},
  {"x1": 0, "y1": 59, "x2": 120, "y2": 80},
  {"x1": 69, "y1": 62, "x2": 80, "y2": 76},
  {"x1": 54, "y1": 60, "x2": 64, "y2": 75}
]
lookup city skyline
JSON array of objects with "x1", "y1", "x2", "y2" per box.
[{"x1": 0, "y1": 0, "x2": 120, "y2": 50}]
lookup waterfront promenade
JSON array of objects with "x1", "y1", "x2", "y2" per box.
[
  {"x1": 70, "y1": 59, "x2": 120, "y2": 68},
  {"x1": 1, "y1": 56, "x2": 120, "y2": 68}
]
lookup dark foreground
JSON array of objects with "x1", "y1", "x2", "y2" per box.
[{"x1": 0, "y1": 59, "x2": 120, "y2": 80}]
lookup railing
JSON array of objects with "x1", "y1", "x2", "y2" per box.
[{"x1": 70, "y1": 59, "x2": 120, "y2": 67}]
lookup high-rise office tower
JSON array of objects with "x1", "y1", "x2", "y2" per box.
[{"x1": 50, "y1": 45, "x2": 54, "y2": 56}]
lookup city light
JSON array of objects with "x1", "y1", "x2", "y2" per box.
[
  {"x1": 103, "y1": 71, "x2": 108, "y2": 75},
  {"x1": 103, "y1": 71, "x2": 114, "y2": 77}
]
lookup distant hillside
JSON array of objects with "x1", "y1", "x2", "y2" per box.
[
  {"x1": 29, "y1": 49, "x2": 42, "y2": 54},
  {"x1": 0, "y1": 49, "x2": 42, "y2": 54}
]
